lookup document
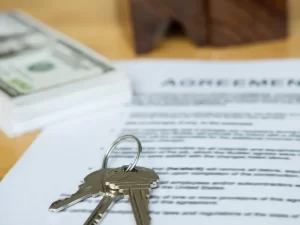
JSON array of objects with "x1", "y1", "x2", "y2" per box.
[{"x1": 1, "y1": 60, "x2": 300, "y2": 225}]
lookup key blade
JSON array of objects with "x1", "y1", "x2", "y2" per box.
[
  {"x1": 129, "y1": 189, "x2": 151, "y2": 225},
  {"x1": 49, "y1": 188, "x2": 92, "y2": 212},
  {"x1": 84, "y1": 194, "x2": 122, "y2": 225}
]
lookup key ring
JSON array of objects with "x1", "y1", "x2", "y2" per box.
[{"x1": 102, "y1": 135, "x2": 142, "y2": 172}]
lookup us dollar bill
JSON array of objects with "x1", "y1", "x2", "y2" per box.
[{"x1": 0, "y1": 10, "x2": 115, "y2": 98}]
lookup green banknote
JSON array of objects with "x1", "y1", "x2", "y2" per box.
[{"x1": 0, "y1": 11, "x2": 114, "y2": 98}]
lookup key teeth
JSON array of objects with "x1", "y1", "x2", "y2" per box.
[
  {"x1": 49, "y1": 200, "x2": 64, "y2": 212},
  {"x1": 87, "y1": 213, "x2": 105, "y2": 225},
  {"x1": 49, "y1": 196, "x2": 73, "y2": 212},
  {"x1": 94, "y1": 214, "x2": 102, "y2": 223},
  {"x1": 49, "y1": 207, "x2": 59, "y2": 213}
]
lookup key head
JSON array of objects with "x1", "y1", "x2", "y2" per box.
[
  {"x1": 105, "y1": 166, "x2": 159, "y2": 194},
  {"x1": 82, "y1": 168, "x2": 116, "y2": 196}
]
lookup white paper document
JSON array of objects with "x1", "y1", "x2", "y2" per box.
[{"x1": 2, "y1": 60, "x2": 300, "y2": 225}]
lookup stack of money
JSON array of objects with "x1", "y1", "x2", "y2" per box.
[{"x1": 0, "y1": 11, "x2": 132, "y2": 137}]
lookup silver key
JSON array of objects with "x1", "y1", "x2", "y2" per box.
[
  {"x1": 83, "y1": 190, "x2": 122, "y2": 225},
  {"x1": 106, "y1": 166, "x2": 159, "y2": 225},
  {"x1": 49, "y1": 168, "x2": 116, "y2": 212},
  {"x1": 82, "y1": 167, "x2": 124, "y2": 225}
]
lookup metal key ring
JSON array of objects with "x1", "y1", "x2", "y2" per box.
[{"x1": 102, "y1": 135, "x2": 142, "y2": 172}]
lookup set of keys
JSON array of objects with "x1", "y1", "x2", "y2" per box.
[{"x1": 49, "y1": 135, "x2": 159, "y2": 225}]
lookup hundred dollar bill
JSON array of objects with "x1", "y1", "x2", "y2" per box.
[{"x1": 0, "y1": 10, "x2": 116, "y2": 99}]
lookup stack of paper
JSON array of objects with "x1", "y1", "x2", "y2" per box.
[
  {"x1": 1, "y1": 59, "x2": 300, "y2": 225},
  {"x1": 0, "y1": 11, "x2": 131, "y2": 137}
]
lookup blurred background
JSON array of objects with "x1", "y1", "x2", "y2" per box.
[
  {"x1": 1, "y1": 0, "x2": 300, "y2": 179},
  {"x1": 1, "y1": 0, "x2": 300, "y2": 59}
]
